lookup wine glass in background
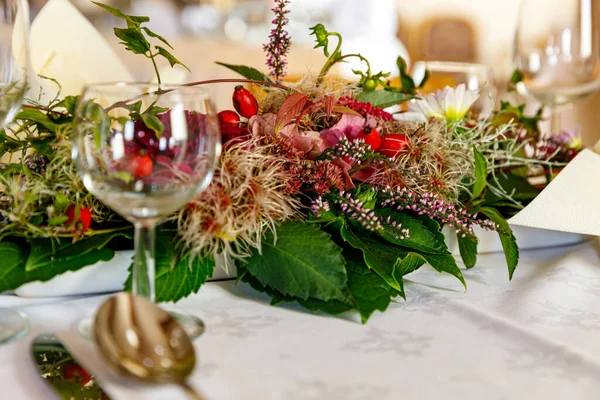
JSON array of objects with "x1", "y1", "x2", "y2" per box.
[
  {"x1": 411, "y1": 61, "x2": 497, "y2": 118},
  {"x1": 514, "y1": 0, "x2": 600, "y2": 135},
  {"x1": 0, "y1": 0, "x2": 30, "y2": 345},
  {"x1": 72, "y1": 83, "x2": 221, "y2": 338}
]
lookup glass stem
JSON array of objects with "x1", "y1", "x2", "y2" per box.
[
  {"x1": 549, "y1": 106, "x2": 561, "y2": 136},
  {"x1": 132, "y1": 221, "x2": 156, "y2": 303}
]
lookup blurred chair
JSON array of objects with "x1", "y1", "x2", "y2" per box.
[{"x1": 410, "y1": 18, "x2": 477, "y2": 63}]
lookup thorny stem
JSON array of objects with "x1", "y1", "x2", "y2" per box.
[{"x1": 104, "y1": 78, "x2": 290, "y2": 113}]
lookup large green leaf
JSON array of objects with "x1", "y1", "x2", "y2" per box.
[
  {"x1": 0, "y1": 232, "x2": 131, "y2": 293},
  {"x1": 242, "y1": 221, "x2": 353, "y2": 304},
  {"x1": 215, "y1": 62, "x2": 272, "y2": 82},
  {"x1": 345, "y1": 250, "x2": 395, "y2": 323},
  {"x1": 124, "y1": 228, "x2": 214, "y2": 302},
  {"x1": 374, "y1": 209, "x2": 447, "y2": 254},
  {"x1": 25, "y1": 232, "x2": 130, "y2": 272},
  {"x1": 480, "y1": 207, "x2": 520, "y2": 279},
  {"x1": 15, "y1": 109, "x2": 59, "y2": 131},
  {"x1": 239, "y1": 267, "x2": 353, "y2": 316},
  {"x1": 457, "y1": 234, "x2": 478, "y2": 269},
  {"x1": 355, "y1": 91, "x2": 414, "y2": 108},
  {"x1": 114, "y1": 27, "x2": 151, "y2": 54}
]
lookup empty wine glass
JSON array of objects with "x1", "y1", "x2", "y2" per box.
[
  {"x1": 514, "y1": 0, "x2": 600, "y2": 134},
  {"x1": 412, "y1": 61, "x2": 496, "y2": 118},
  {"x1": 72, "y1": 83, "x2": 221, "y2": 338},
  {"x1": 0, "y1": 0, "x2": 30, "y2": 345}
]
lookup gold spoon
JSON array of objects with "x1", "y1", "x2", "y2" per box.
[{"x1": 94, "y1": 292, "x2": 205, "y2": 400}]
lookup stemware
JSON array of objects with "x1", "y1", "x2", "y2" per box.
[
  {"x1": 72, "y1": 83, "x2": 221, "y2": 338},
  {"x1": 411, "y1": 61, "x2": 496, "y2": 118},
  {"x1": 514, "y1": 0, "x2": 600, "y2": 134},
  {"x1": 0, "y1": 0, "x2": 30, "y2": 345}
]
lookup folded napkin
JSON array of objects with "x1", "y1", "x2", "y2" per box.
[
  {"x1": 509, "y1": 148, "x2": 600, "y2": 236},
  {"x1": 26, "y1": 0, "x2": 133, "y2": 102}
]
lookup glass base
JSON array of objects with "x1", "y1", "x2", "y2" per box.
[
  {"x1": 0, "y1": 309, "x2": 30, "y2": 345},
  {"x1": 78, "y1": 312, "x2": 205, "y2": 341}
]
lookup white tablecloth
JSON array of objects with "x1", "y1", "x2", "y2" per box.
[{"x1": 1, "y1": 240, "x2": 600, "y2": 399}]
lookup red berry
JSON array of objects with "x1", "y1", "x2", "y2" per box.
[
  {"x1": 130, "y1": 150, "x2": 153, "y2": 179},
  {"x1": 356, "y1": 126, "x2": 381, "y2": 151},
  {"x1": 66, "y1": 204, "x2": 92, "y2": 233},
  {"x1": 218, "y1": 110, "x2": 240, "y2": 128},
  {"x1": 232, "y1": 85, "x2": 259, "y2": 118},
  {"x1": 379, "y1": 134, "x2": 410, "y2": 158},
  {"x1": 63, "y1": 364, "x2": 91, "y2": 387}
]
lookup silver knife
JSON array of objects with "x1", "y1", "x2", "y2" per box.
[{"x1": 31, "y1": 333, "x2": 111, "y2": 400}]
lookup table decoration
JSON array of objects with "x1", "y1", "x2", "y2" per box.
[{"x1": 0, "y1": 0, "x2": 583, "y2": 323}]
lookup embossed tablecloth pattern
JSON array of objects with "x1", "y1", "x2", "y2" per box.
[{"x1": 1, "y1": 241, "x2": 599, "y2": 399}]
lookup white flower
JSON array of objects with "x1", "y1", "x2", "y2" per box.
[{"x1": 408, "y1": 83, "x2": 479, "y2": 122}]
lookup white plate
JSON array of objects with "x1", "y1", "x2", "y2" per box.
[{"x1": 15, "y1": 227, "x2": 587, "y2": 298}]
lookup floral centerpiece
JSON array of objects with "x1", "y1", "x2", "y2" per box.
[{"x1": 0, "y1": 1, "x2": 580, "y2": 322}]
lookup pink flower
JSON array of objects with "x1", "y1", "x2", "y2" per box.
[
  {"x1": 333, "y1": 158, "x2": 355, "y2": 190},
  {"x1": 319, "y1": 114, "x2": 376, "y2": 149},
  {"x1": 249, "y1": 113, "x2": 277, "y2": 137}
]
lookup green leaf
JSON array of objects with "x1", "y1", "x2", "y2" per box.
[
  {"x1": 92, "y1": 2, "x2": 149, "y2": 27},
  {"x1": 124, "y1": 228, "x2": 214, "y2": 302},
  {"x1": 340, "y1": 223, "x2": 405, "y2": 294},
  {"x1": 480, "y1": 207, "x2": 520, "y2": 279},
  {"x1": 472, "y1": 146, "x2": 488, "y2": 199},
  {"x1": 140, "y1": 110, "x2": 164, "y2": 138},
  {"x1": 356, "y1": 91, "x2": 414, "y2": 109},
  {"x1": 114, "y1": 27, "x2": 151, "y2": 54},
  {"x1": 239, "y1": 267, "x2": 354, "y2": 316},
  {"x1": 47, "y1": 216, "x2": 68, "y2": 226},
  {"x1": 374, "y1": 209, "x2": 447, "y2": 254},
  {"x1": 155, "y1": 46, "x2": 190, "y2": 72},
  {"x1": 309, "y1": 24, "x2": 331, "y2": 56},
  {"x1": 419, "y1": 252, "x2": 466, "y2": 289},
  {"x1": 457, "y1": 234, "x2": 478, "y2": 269},
  {"x1": 55, "y1": 95, "x2": 79, "y2": 114},
  {"x1": 346, "y1": 249, "x2": 394, "y2": 323},
  {"x1": 242, "y1": 221, "x2": 353, "y2": 304},
  {"x1": 15, "y1": 109, "x2": 59, "y2": 131},
  {"x1": 142, "y1": 27, "x2": 173, "y2": 49},
  {"x1": 25, "y1": 232, "x2": 130, "y2": 272},
  {"x1": 215, "y1": 62, "x2": 272, "y2": 82},
  {"x1": 0, "y1": 232, "x2": 132, "y2": 293}
]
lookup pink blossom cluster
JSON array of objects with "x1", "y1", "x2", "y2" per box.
[
  {"x1": 380, "y1": 187, "x2": 497, "y2": 238},
  {"x1": 263, "y1": 0, "x2": 291, "y2": 79}
]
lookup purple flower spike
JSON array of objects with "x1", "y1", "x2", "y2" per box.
[{"x1": 263, "y1": 0, "x2": 292, "y2": 80}]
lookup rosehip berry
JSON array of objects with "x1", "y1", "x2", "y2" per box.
[
  {"x1": 66, "y1": 204, "x2": 92, "y2": 233},
  {"x1": 130, "y1": 150, "x2": 153, "y2": 179},
  {"x1": 379, "y1": 134, "x2": 410, "y2": 158},
  {"x1": 218, "y1": 110, "x2": 240, "y2": 129},
  {"x1": 232, "y1": 85, "x2": 259, "y2": 118},
  {"x1": 63, "y1": 364, "x2": 91, "y2": 387},
  {"x1": 356, "y1": 126, "x2": 382, "y2": 151}
]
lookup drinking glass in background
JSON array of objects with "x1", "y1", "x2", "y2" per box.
[
  {"x1": 0, "y1": 0, "x2": 29, "y2": 345},
  {"x1": 514, "y1": 0, "x2": 600, "y2": 134},
  {"x1": 72, "y1": 83, "x2": 221, "y2": 338},
  {"x1": 411, "y1": 61, "x2": 497, "y2": 118}
]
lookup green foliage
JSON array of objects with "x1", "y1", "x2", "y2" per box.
[
  {"x1": 472, "y1": 146, "x2": 488, "y2": 199},
  {"x1": 457, "y1": 235, "x2": 478, "y2": 269},
  {"x1": 215, "y1": 62, "x2": 272, "y2": 82},
  {"x1": 480, "y1": 207, "x2": 520, "y2": 279},
  {"x1": 309, "y1": 24, "x2": 335, "y2": 57},
  {"x1": 0, "y1": 232, "x2": 131, "y2": 293},
  {"x1": 93, "y1": 1, "x2": 189, "y2": 84},
  {"x1": 242, "y1": 221, "x2": 353, "y2": 303},
  {"x1": 356, "y1": 91, "x2": 414, "y2": 109}
]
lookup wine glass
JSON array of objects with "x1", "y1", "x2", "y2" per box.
[
  {"x1": 411, "y1": 61, "x2": 497, "y2": 118},
  {"x1": 514, "y1": 0, "x2": 600, "y2": 134},
  {"x1": 72, "y1": 83, "x2": 221, "y2": 338},
  {"x1": 0, "y1": 0, "x2": 30, "y2": 345}
]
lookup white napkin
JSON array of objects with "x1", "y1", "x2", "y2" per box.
[
  {"x1": 509, "y1": 148, "x2": 600, "y2": 236},
  {"x1": 27, "y1": 0, "x2": 133, "y2": 102}
]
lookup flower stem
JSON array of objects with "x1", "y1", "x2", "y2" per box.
[{"x1": 317, "y1": 32, "x2": 343, "y2": 84}]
